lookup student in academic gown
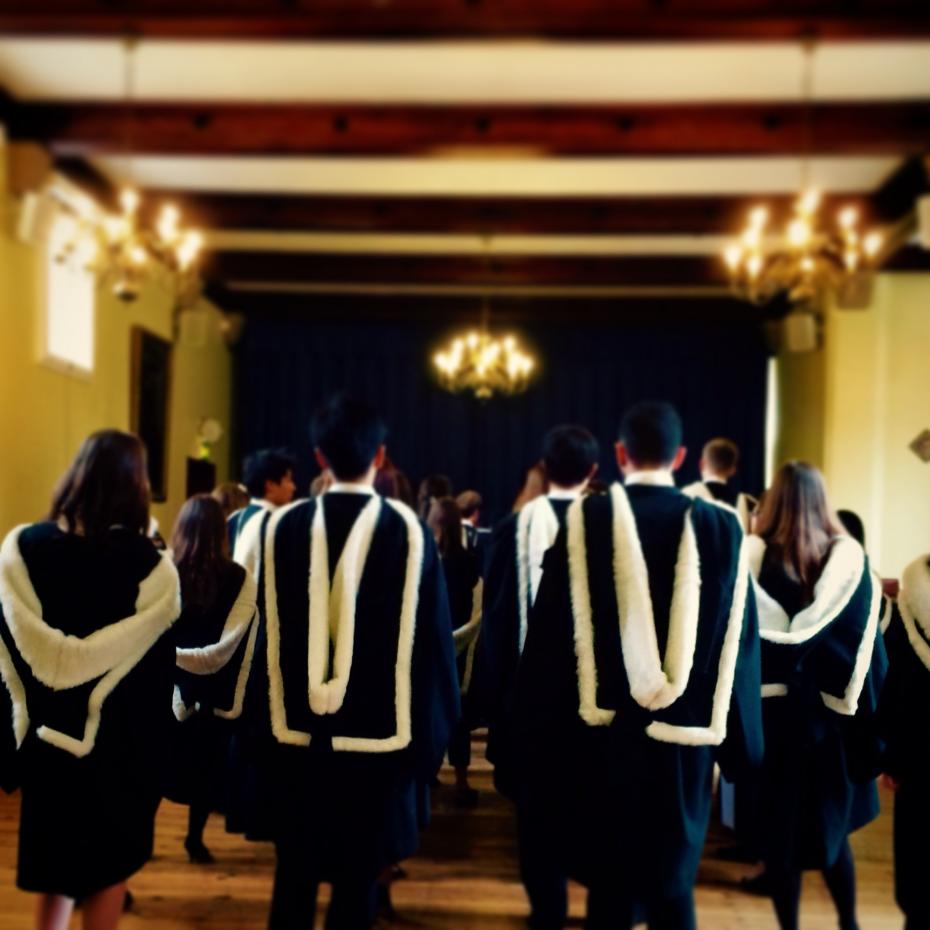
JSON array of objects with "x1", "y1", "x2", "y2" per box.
[
  {"x1": 427, "y1": 496, "x2": 483, "y2": 807},
  {"x1": 879, "y1": 553, "x2": 930, "y2": 930},
  {"x1": 481, "y1": 424, "x2": 599, "y2": 928},
  {"x1": 0, "y1": 431, "x2": 182, "y2": 930},
  {"x1": 683, "y1": 437, "x2": 757, "y2": 532},
  {"x1": 232, "y1": 395, "x2": 460, "y2": 930},
  {"x1": 748, "y1": 462, "x2": 887, "y2": 930},
  {"x1": 166, "y1": 494, "x2": 258, "y2": 864},
  {"x1": 226, "y1": 448, "x2": 297, "y2": 556},
  {"x1": 514, "y1": 403, "x2": 763, "y2": 930}
]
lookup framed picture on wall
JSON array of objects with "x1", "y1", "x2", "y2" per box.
[{"x1": 130, "y1": 327, "x2": 173, "y2": 503}]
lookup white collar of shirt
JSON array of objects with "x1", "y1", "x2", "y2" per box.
[
  {"x1": 624, "y1": 469, "x2": 676, "y2": 488},
  {"x1": 701, "y1": 473, "x2": 728, "y2": 486},
  {"x1": 327, "y1": 482, "x2": 377, "y2": 496},
  {"x1": 547, "y1": 488, "x2": 582, "y2": 501},
  {"x1": 251, "y1": 497, "x2": 278, "y2": 511}
]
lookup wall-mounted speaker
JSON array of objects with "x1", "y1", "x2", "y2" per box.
[{"x1": 15, "y1": 189, "x2": 58, "y2": 247}]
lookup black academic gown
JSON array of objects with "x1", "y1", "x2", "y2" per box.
[
  {"x1": 878, "y1": 555, "x2": 930, "y2": 920},
  {"x1": 0, "y1": 523, "x2": 179, "y2": 899},
  {"x1": 229, "y1": 491, "x2": 460, "y2": 880},
  {"x1": 166, "y1": 561, "x2": 257, "y2": 812},
  {"x1": 751, "y1": 537, "x2": 887, "y2": 872},
  {"x1": 514, "y1": 483, "x2": 763, "y2": 900},
  {"x1": 480, "y1": 496, "x2": 572, "y2": 798}
]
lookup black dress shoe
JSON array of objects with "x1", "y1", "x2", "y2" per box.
[{"x1": 184, "y1": 838, "x2": 216, "y2": 865}]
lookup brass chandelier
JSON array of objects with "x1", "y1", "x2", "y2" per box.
[
  {"x1": 722, "y1": 41, "x2": 883, "y2": 306},
  {"x1": 54, "y1": 37, "x2": 204, "y2": 304},
  {"x1": 433, "y1": 302, "x2": 535, "y2": 400}
]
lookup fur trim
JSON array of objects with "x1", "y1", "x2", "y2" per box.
[
  {"x1": 610, "y1": 483, "x2": 702, "y2": 712},
  {"x1": 567, "y1": 495, "x2": 615, "y2": 726},
  {"x1": 333, "y1": 498, "x2": 422, "y2": 752},
  {"x1": 820, "y1": 569, "x2": 881, "y2": 715},
  {"x1": 0, "y1": 525, "x2": 180, "y2": 757},
  {"x1": 308, "y1": 496, "x2": 382, "y2": 717},
  {"x1": 750, "y1": 535, "x2": 865, "y2": 645},
  {"x1": 172, "y1": 685, "x2": 198, "y2": 721},
  {"x1": 264, "y1": 497, "x2": 423, "y2": 753},
  {"x1": 515, "y1": 496, "x2": 560, "y2": 654},
  {"x1": 897, "y1": 555, "x2": 930, "y2": 671},
  {"x1": 263, "y1": 501, "x2": 313, "y2": 746},
  {"x1": 761, "y1": 683, "x2": 789, "y2": 698},
  {"x1": 0, "y1": 635, "x2": 28, "y2": 748},
  {"x1": 646, "y1": 533, "x2": 750, "y2": 746},
  {"x1": 736, "y1": 494, "x2": 754, "y2": 534},
  {"x1": 176, "y1": 572, "x2": 257, "y2": 676},
  {"x1": 455, "y1": 579, "x2": 483, "y2": 696}
]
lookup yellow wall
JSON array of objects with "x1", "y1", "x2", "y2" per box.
[
  {"x1": 0, "y1": 136, "x2": 232, "y2": 539},
  {"x1": 776, "y1": 274, "x2": 930, "y2": 576}
]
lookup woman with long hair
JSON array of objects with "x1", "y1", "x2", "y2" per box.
[
  {"x1": 427, "y1": 496, "x2": 482, "y2": 807},
  {"x1": 167, "y1": 495, "x2": 257, "y2": 864},
  {"x1": 749, "y1": 462, "x2": 886, "y2": 930},
  {"x1": 0, "y1": 431, "x2": 181, "y2": 930}
]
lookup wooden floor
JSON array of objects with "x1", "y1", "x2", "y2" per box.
[{"x1": 0, "y1": 734, "x2": 901, "y2": 929}]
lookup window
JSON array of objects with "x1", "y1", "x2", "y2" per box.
[{"x1": 43, "y1": 213, "x2": 95, "y2": 374}]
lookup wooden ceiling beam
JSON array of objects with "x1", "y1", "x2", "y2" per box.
[
  {"x1": 1, "y1": 2, "x2": 929, "y2": 40},
  {"x1": 11, "y1": 100, "x2": 930, "y2": 157}
]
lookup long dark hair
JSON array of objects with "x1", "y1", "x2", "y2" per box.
[
  {"x1": 171, "y1": 494, "x2": 230, "y2": 608},
  {"x1": 426, "y1": 496, "x2": 464, "y2": 558},
  {"x1": 755, "y1": 461, "x2": 845, "y2": 598},
  {"x1": 49, "y1": 430, "x2": 150, "y2": 541}
]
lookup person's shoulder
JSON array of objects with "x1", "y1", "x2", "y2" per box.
[{"x1": 690, "y1": 496, "x2": 745, "y2": 548}]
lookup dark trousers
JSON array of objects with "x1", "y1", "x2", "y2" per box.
[
  {"x1": 447, "y1": 718, "x2": 472, "y2": 769},
  {"x1": 268, "y1": 841, "x2": 377, "y2": 930},
  {"x1": 768, "y1": 839, "x2": 859, "y2": 930},
  {"x1": 586, "y1": 885, "x2": 694, "y2": 930},
  {"x1": 516, "y1": 795, "x2": 568, "y2": 930}
]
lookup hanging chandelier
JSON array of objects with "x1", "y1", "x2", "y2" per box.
[
  {"x1": 53, "y1": 38, "x2": 204, "y2": 304},
  {"x1": 722, "y1": 41, "x2": 884, "y2": 306},
  {"x1": 723, "y1": 192, "x2": 883, "y2": 305},
  {"x1": 433, "y1": 301, "x2": 535, "y2": 400}
]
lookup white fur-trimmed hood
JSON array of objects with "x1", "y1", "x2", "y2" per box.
[
  {"x1": 0, "y1": 524, "x2": 181, "y2": 756},
  {"x1": 898, "y1": 555, "x2": 930, "y2": 671}
]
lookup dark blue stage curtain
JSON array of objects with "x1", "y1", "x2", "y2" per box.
[{"x1": 235, "y1": 315, "x2": 769, "y2": 523}]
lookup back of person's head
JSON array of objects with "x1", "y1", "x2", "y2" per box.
[
  {"x1": 456, "y1": 490, "x2": 483, "y2": 520},
  {"x1": 542, "y1": 425, "x2": 599, "y2": 487},
  {"x1": 755, "y1": 461, "x2": 844, "y2": 596},
  {"x1": 311, "y1": 395, "x2": 387, "y2": 481},
  {"x1": 426, "y1": 496, "x2": 464, "y2": 557},
  {"x1": 618, "y1": 402, "x2": 683, "y2": 467},
  {"x1": 49, "y1": 430, "x2": 150, "y2": 541},
  {"x1": 171, "y1": 494, "x2": 229, "y2": 607},
  {"x1": 702, "y1": 437, "x2": 740, "y2": 477},
  {"x1": 374, "y1": 463, "x2": 400, "y2": 499},
  {"x1": 418, "y1": 474, "x2": 454, "y2": 518},
  {"x1": 243, "y1": 448, "x2": 297, "y2": 500},
  {"x1": 310, "y1": 471, "x2": 333, "y2": 497},
  {"x1": 836, "y1": 509, "x2": 866, "y2": 548},
  {"x1": 212, "y1": 481, "x2": 250, "y2": 519}
]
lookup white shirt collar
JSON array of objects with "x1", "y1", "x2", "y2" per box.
[
  {"x1": 624, "y1": 469, "x2": 676, "y2": 488},
  {"x1": 327, "y1": 481, "x2": 377, "y2": 496},
  {"x1": 547, "y1": 488, "x2": 583, "y2": 501},
  {"x1": 701, "y1": 473, "x2": 728, "y2": 486},
  {"x1": 251, "y1": 497, "x2": 278, "y2": 511}
]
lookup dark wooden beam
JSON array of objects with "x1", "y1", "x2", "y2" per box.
[
  {"x1": 12, "y1": 101, "x2": 930, "y2": 156},
  {"x1": 136, "y1": 191, "x2": 881, "y2": 236},
  {"x1": 871, "y1": 155, "x2": 930, "y2": 221},
  {"x1": 1, "y1": 2, "x2": 929, "y2": 40},
  {"x1": 203, "y1": 251, "x2": 727, "y2": 288}
]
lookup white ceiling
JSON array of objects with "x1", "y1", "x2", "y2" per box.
[
  {"x1": 1, "y1": 39, "x2": 930, "y2": 103},
  {"x1": 93, "y1": 154, "x2": 899, "y2": 196}
]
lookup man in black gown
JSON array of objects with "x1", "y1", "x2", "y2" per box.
[
  {"x1": 682, "y1": 437, "x2": 756, "y2": 532},
  {"x1": 227, "y1": 448, "x2": 297, "y2": 554},
  {"x1": 481, "y1": 424, "x2": 599, "y2": 929},
  {"x1": 513, "y1": 403, "x2": 763, "y2": 930},
  {"x1": 233, "y1": 396, "x2": 459, "y2": 930}
]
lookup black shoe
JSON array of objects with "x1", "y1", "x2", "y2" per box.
[{"x1": 184, "y1": 838, "x2": 215, "y2": 864}]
